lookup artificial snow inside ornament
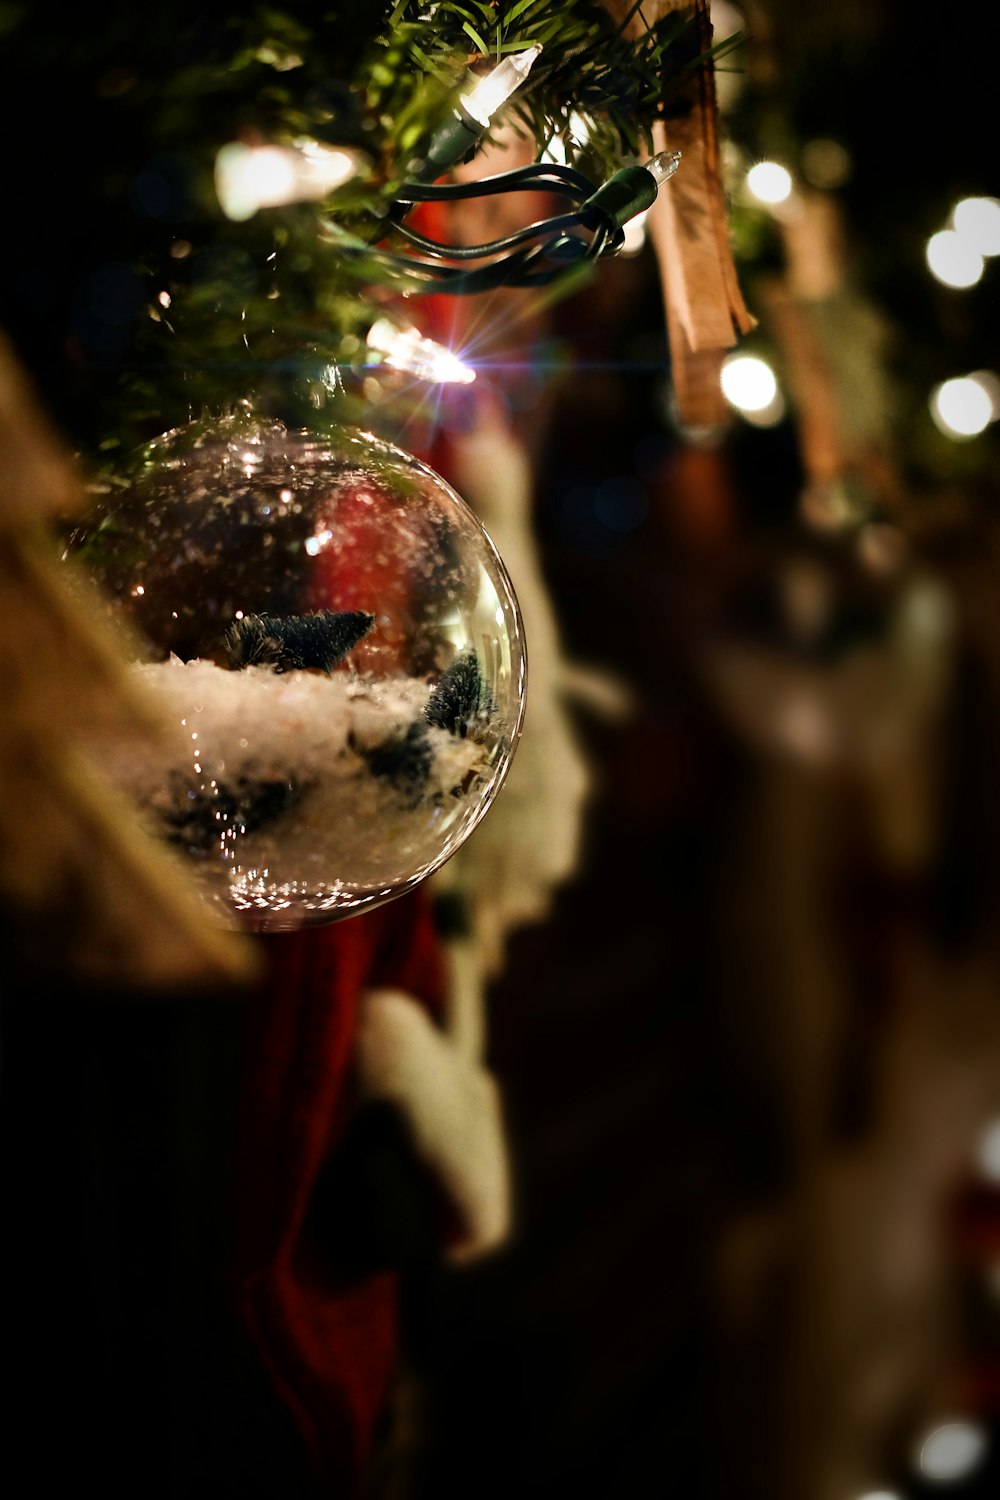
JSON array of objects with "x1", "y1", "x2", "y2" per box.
[{"x1": 63, "y1": 408, "x2": 526, "y2": 931}]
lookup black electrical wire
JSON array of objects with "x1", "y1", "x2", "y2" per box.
[
  {"x1": 387, "y1": 207, "x2": 603, "y2": 261},
  {"x1": 389, "y1": 160, "x2": 597, "y2": 205},
  {"x1": 325, "y1": 148, "x2": 653, "y2": 294},
  {"x1": 329, "y1": 216, "x2": 614, "y2": 293},
  {"x1": 354, "y1": 159, "x2": 623, "y2": 291}
]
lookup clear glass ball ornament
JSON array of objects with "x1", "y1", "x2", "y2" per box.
[{"x1": 65, "y1": 408, "x2": 526, "y2": 931}]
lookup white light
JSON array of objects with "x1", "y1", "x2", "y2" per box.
[
  {"x1": 917, "y1": 1421, "x2": 988, "y2": 1483},
  {"x1": 294, "y1": 139, "x2": 362, "y2": 195},
  {"x1": 304, "y1": 528, "x2": 333, "y2": 557},
  {"x1": 976, "y1": 1117, "x2": 1000, "y2": 1181},
  {"x1": 620, "y1": 208, "x2": 649, "y2": 256},
  {"x1": 460, "y1": 42, "x2": 543, "y2": 128},
  {"x1": 721, "y1": 353, "x2": 779, "y2": 412},
  {"x1": 540, "y1": 109, "x2": 592, "y2": 165},
  {"x1": 567, "y1": 111, "x2": 593, "y2": 147},
  {"x1": 743, "y1": 388, "x2": 787, "y2": 428},
  {"x1": 952, "y1": 195, "x2": 1000, "y2": 257},
  {"x1": 930, "y1": 376, "x2": 996, "y2": 438},
  {"x1": 540, "y1": 133, "x2": 570, "y2": 166},
  {"x1": 367, "y1": 317, "x2": 475, "y2": 386},
  {"x1": 215, "y1": 139, "x2": 362, "y2": 221},
  {"x1": 926, "y1": 229, "x2": 984, "y2": 288},
  {"x1": 746, "y1": 160, "x2": 794, "y2": 204},
  {"x1": 857, "y1": 1491, "x2": 902, "y2": 1500}
]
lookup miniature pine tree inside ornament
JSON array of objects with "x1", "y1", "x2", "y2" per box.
[{"x1": 63, "y1": 408, "x2": 526, "y2": 932}]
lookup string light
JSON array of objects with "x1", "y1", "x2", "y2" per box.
[
  {"x1": 366, "y1": 316, "x2": 475, "y2": 384},
  {"x1": 215, "y1": 139, "x2": 365, "y2": 221},
  {"x1": 212, "y1": 41, "x2": 678, "y2": 301},
  {"x1": 329, "y1": 147, "x2": 681, "y2": 294},
  {"x1": 407, "y1": 42, "x2": 543, "y2": 180},
  {"x1": 459, "y1": 42, "x2": 543, "y2": 128},
  {"x1": 212, "y1": 42, "x2": 677, "y2": 298}
]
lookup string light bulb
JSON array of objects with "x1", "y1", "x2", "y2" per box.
[
  {"x1": 366, "y1": 316, "x2": 476, "y2": 385},
  {"x1": 459, "y1": 42, "x2": 543, "y2": 128},
  {"x1": 407, "y1": 42, "x2": 543, "y2": 180},
  {"x1": 215, "y1": 139, "x2": 365, "y2": 221}
]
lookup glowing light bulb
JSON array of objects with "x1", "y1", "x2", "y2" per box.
[
  {"x1": 367, "y1": 317, "x2": 475, "y2": 386},
  {"x1": 460, "y1": 42, "x2": 543, "y2": 128},
  {"x1": 916, "y1": 1421, "x2": 988, "y2": 1483},
  {"x1": 926, "y1": 229, "x2": 984, "y2": 288},
  {"x1": 746, "y1": 160, "x2": 794, "y2": 204},
  {"x1": 215, "y1": 139, "x2": 363, "y2": 221},
  {"x1": 929, "y1": 375, "x2": 996, "y2": 438},
  {"x1": 721, "y1": 353, "x2": 779, "y2": 412},
  {"x1": 952, "y1": 195, "x2": 1000, "y2": 257}
]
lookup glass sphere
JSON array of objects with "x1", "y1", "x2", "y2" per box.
[{"x1": 65, "y1": 410, "x2": 526, "y2": 931}]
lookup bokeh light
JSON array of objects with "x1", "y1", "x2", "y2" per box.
[
  {"x1": 916, "y1": 1421, "x2": 988, "y2": 1483},
  {"x1": 929, "y1": 375, "x2": 997, "y2": 438},
  {"x1": 952, "y1": 195, "x2": 1000, "y2": 257},
  {"x1": 721, "y1": 353, "x2": 778, "y2": 411},
  {"x1": 925, "y1": 229, "x2": 985, "y2": 288},
  {"x1": 721, "y1": 354, "x2": 784, "y2": 426},
  {"x1": 746, "y1": 160, "x2": 794, "y2": 204},
  {"x1": 801, "y1": 136, "x2": 852, "y2": 189},
  {"x1": 215, "y1": 140, "x2": 360, "y2": 221}
]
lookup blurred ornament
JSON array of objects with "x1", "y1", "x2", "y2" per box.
[{"x1": 63, "y1": 408, "x2": 526, "y2": 932}]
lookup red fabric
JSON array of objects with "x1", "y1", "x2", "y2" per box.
[
  {"x1": 232, "y1": 889, "x2": 446, "y2": 1496},
  {"x1": 229, "y1": 214, "x2": 467, "y2": 1494}
]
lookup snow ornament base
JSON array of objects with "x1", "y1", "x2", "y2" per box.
[{"x1": 65, "y1": 410, "x2": 526, "y2": 932}]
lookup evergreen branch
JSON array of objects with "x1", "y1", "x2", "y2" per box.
[{"x1": 0, "y1": 0, "x2": 736, "y2": 456}]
